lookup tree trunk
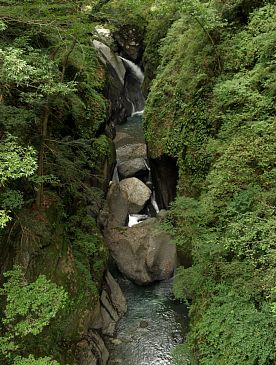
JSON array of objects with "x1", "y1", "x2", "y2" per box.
[{"x1": 36, "y1": 105, "x2": 49, "y2": 209}]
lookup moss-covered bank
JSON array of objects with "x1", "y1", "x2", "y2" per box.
[{"x1": 143, "y1": 1, "x2": 276, "y2": 364}]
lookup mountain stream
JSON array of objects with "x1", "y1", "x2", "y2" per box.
[{"x1": 107, "y1": 59, "x2": 188, "y2": 365}]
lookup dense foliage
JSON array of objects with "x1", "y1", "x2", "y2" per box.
[
  {"x1": 0, "y1": 1, "x2": 111, "y2": 363},
  {"x1": 143, "y1": 0, "x2": 276, "y2": 364}
]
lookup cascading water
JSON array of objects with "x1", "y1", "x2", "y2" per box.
[
  {"x1": 120, "y1": 57, "x2": 145, "y2": 116},
  {"x1": 107, "y1": 58, "x2": 188, "y2": 365}
]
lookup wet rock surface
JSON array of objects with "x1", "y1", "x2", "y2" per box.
[
  {"x1": 77, "y1": 331, "x2": 109, "y2": 365},
  {"x1": 99, "y1": 177, "x2": 151, "y2": 229},
  {"x1": 149, "y1": 155, "x2": 179, "y2": 209},
  {"x1": 99, "y1": 183, "x2": 129, "y2": 229},
  {"x1": 94, "y1": 48, "x2": 185, "y2": 365},
  {"x1": 93, "y1": 39, "x2": 132, "y2": 125},
  {"x1": 102, "y1": 101, "x2": 176, "y2": 285},
  {"x1": 91, "y1": 271, "x2": 127, "y2": 336},
  {"x1": 105, "y1": 216, "x2": 176, "y2": 285}
]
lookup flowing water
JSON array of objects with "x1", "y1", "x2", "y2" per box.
[
  {"x1": 107, "y1": 275, "x2": 188, "y2": 365},
  {"x1": 107, "y1": 58, "x2": 188, "y2": 365},
  {"x1": 115, "y1": 114, "x2": 145, "y2": 148}
]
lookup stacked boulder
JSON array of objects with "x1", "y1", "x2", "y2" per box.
[{"x1": 100, "y1": 142, "x2": 176, "y2": 285}]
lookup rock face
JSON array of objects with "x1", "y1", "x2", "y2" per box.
[
  {"x1": 99, "y1": 178, "x2": 151, "y2": 224},
  {"x1": 149, "y1": 155, "x2": 179, "y2": 209},
  {"x1": 91, "y1": 136, "x2": 116, "y2": 197},
  {"x1": 93, "y1": 40, "x2": 125, "y2": 85},
  {"x1": 77, "y1": 270, "x2": 127, "y2": 364},
  {"x1": 119, "y1": 178, "x2": 151, "y2": 214},
  {"x1": 105, "y1": 217, "x2": 176, "y2": 285},
  {"x1": 123, "y1": 61, "x2": 145, "y2": 112},
  {"x1": 93, "y1": 39, "x2": 132, "y2": 124},
  {"x1": 113, "y1": 24, "x2": 145, "y2": 63},
  {"x1": 105, "y1": 271, "x2": 127, "y2": 317},
  {"x1": 98, "y1": 183, "x2": 129, "y2": 229},
  {"x1": 91, "y1": 271, "x2": 127, "y2": 336},
  {"x1": 77, "y1": 331, "x2": 109, "y2": 365},
  {"x1": 100, "y1": 131, "x2": 177, "y2": 285}
]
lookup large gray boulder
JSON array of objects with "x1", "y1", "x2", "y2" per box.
[
  {"x1": 114, "y1": 131, "x2": 133, "y2": 146},
  {"x1": 119, "y1": 178, "x2": 151, "y2": 214},
  {"x1": 98, "y1": 178, "x2": 151, "y2": 228},
  {"x1": 105, "y1": 218, "x2": 176, "y2": 285},
  {"x1": 116, "y1": 143, "x2": 147, "y2": 162},
  {"x1": 117, "y1": 157, "x2": 147, "y2": 179}
]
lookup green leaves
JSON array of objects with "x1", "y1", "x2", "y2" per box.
[
  {"x1": 0, "y1": 46, "x2": 76, "y2": 103},
  {"x1": 0, "y1": 0, "x2": 108, "y2": 227},
  {"x1": 0, "y1": 266, "x2": 67, "y2": 361},
  {"x1": 13, "y1": 355, "x2": 60, "y2": 365},
  {"x1": 0, "y1": 210, "x2": 11, "y2": 228},
  {"x1": 0, "y1": 135, "x2": 37, "y2": 228},
  {"x1": 163, "y1": 196, "x2": 207, "y2": 251},
  {"x1": 0, "y1": 267, "x2": 68, "y2": 337},
  {"x1": 0, "y1": 47, "x2": 36, "y2": 85},
  {"x1": 0, "y1": 135, "x2": 37, "y2": 185},
  {"x1": 191, "y1": 291, "x2": 276, "y2": 365},
  {"x1": 0, "y1": 21, "x2": 7, "y2": 32},
  {"x1": 223, "y1": 212, "x2": 276, "y2": 262},
  {"x1": 0, "y1": 135, "x2": 37, "y2": 227},
  {"x1": 181, "y1": 0, "x2": 226, "y2": 31},
  {"x1": 0, "y1": 1, "x2": 110, "y2": 364},
  {"x1": 1, "y1": 190, "x2": 24, "y2": 211}
]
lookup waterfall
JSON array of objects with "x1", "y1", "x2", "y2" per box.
[
  {"x1": 119, "y1": 56, "x2": 144, "y2": 83},
  {"x1": 131, "y1": 110, "x2": 144, "y2": 116},
  {"x1": 119, "y1": 57, "x2": 145, "y2": 115},
  {"x1": 151, "y1": 190, "x2": 160, "y2": 214},
  {"x1": 112, "y1": 165, "x2": 119, "y2": 182},
  {"x1": 143, "y1": 159, "x2": 160, "y2": 214},
  {"x1": 128, "y1": 214, "x2": 148, "y2": 228}
]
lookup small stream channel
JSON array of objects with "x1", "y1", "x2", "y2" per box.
[{"x1": 107, "y1": 61, "x2": 188, "y2": 363}]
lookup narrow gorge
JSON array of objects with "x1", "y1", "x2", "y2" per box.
[
  {"x1": 94, "y1": 32, "x2": 188, "y2": 364},
  {"x1": 0, "y1": 1, "x2": 275, "y2": 365}
]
